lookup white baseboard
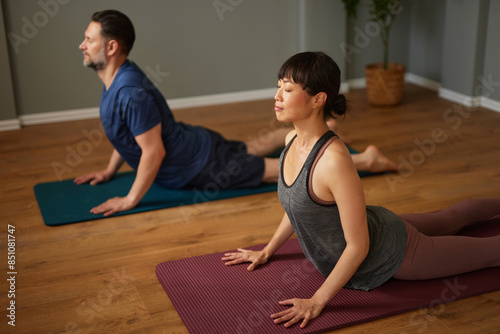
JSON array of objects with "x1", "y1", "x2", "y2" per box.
[
  {"x1": 5, "y1": 79, "x2": 499, "y2": 132},
  {"x1": 15, "y1": 88, "x2": 277, "y2": 128},
  {"x1": 8, "y1": 85, "x2": 352, "y2": 131},
  {"x1": 480, "y1": 96, "x2": 500, "y2": 113},
  {"x1": 168, "y1": 87, "x2": 277, "y2": 109},
  {"x1": 347, "y1": 78, "x2": 366, "y2": 90},
  {"x1": 339, "y1": 82, "x2": 349, "y2": 94},
  {"x1": 405, "y1": 73, "x2": 441, "y2": 91},
  {"x1": 348, "y1": 73, "x2": 441, "y2": 92},
  {"x1": 0, "y1": 119, "x2": 21, "y2": 131},
  {"x1": 407, "y1": 75, "x2": 500, "y2": 112},
  {"x1": 19, "y1": 107, "x2": 99, "y2": 126},
  {"x1": 347, "y1": 73, "x2": 499, "y2": 113},
  {"x1": 438, "y1": 87, "x2": 481, "y2": 108}
]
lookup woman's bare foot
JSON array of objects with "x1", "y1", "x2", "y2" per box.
[
  {"x1": 351, "y1": 145, "x2": 399, "y2": 172},
  {"x1": 326, "y1": 119, "x2": 352, "y2": 145}
]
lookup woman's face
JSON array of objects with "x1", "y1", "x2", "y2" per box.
[{"x1": 274, "y1": 78, "x2": 314, "y2": 123}]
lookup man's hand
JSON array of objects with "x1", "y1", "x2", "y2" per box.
[
  {"x1": 90, "y1": 195, "x2": 137, "y2": 216},
  {"x1": 74, "y1": 170, "x2": 114, "y2": 186}
]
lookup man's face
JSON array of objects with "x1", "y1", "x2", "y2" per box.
[{"x1": 79, "y1": 21, "x2": 107, "y2": 71}]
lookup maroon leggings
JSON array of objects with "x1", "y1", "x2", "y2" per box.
[{"x1": 393, "y1": 198, "x2": 500, "y2": 280}]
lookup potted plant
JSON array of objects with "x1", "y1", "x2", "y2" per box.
[{"x1": 342, "y1": 0, "x2": 405, "y2": 106}]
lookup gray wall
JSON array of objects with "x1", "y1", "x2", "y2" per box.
[
  {"x1": 301, "y1": 0, "x2": 347, "y2": 81},
  {"x1": 441, "y1": 0, "x2": 489, "y2": 96},
  {"x1": 0, "y1": 3, "x2": 16, "y2": 121},
  {"x1": 408, "y1": 0, "x2": 446, "y2": 82},
  {"x1": 2, "y1": 0, "x2": 302, "y2": 117},
  {"x1": 1, "y1": 0, "x2": 500, "y2": 123},
  {"x1": 479, "y1": 0, "x2": 500, "y2": 101}
]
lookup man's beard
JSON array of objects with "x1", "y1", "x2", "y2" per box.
[{"x1": 83, "y1": 46, "x2": 106, "y2": 71}]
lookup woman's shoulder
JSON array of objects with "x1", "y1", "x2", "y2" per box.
[
  {"x1": 322, "y1": 137, "x2": 352, "y2": 161},
  {"x1": 315, "y1": 138, "x2": 355, "y2": 176}
]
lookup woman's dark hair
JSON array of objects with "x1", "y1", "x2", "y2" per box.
[
  {"x1": 91, "y1": 10, "x2": 135, "y2": 56},
  {"x1": 278, "y1": 51, "x2": 347, "y2": 119}
]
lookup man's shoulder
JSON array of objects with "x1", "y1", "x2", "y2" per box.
[
  {"x1": 106, "y1": 60, "x2": 167, "y2": 109},
  {"x1": 111, "y1": 62, "x2": 155, "y2": 98},
  {"x1": 115, "y1": 61, "x2": 146, "y2": 86}
]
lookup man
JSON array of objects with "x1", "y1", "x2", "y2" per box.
[{"x1": 76, "y1": 10, "x2": 397, "y2": 216}]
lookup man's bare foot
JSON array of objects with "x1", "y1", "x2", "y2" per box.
[
  {"x1": 326, "y1": 119, "x2": 352, "y2": 145},
  {"x1": 352, "y1": 145, "x2": 399, "y2": 173}
]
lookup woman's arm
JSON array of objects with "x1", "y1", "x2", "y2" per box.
[
  {"x1": 222, "y1": 212, "x2": 295, "y2": 271},
  {"x1": 272, "y1": 143, "x2": 370, "y2": 328}
]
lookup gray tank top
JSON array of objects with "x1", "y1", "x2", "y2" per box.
[{"x1": 278, "y1": 131, "x2": 407, "y2": 291}]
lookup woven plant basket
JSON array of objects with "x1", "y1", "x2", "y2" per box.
[{"x1": 365, "y1": 63, "x2": 405, "y2": 106}]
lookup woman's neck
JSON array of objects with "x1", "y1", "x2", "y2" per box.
[{"x1": 293, "y1": 119, "x2": 330, "y2": 151}]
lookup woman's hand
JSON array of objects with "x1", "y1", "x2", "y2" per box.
[
  {"x1": 271, "y1": 297, "x2": 325, "y2": 329},
  {"x1": 221, "y1": 248, "x2": 270, "y2": 271}
]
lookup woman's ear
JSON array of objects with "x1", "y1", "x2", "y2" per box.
[{"x1": 314, "y1": 92, "x2": 327, "y2": 108}]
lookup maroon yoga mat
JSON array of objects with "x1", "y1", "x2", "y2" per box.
[{"x1": 155, "y1": 217, "x2": 500, "y2": 334}]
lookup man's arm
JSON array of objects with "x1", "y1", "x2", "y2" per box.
[
  {"x1": 89, "y1": 123, "x2": 166, "y2": 216},
  {"x1": 74, "y1": 149, "x2": 124, "y2": 185}
]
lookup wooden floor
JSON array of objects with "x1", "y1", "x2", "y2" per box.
[{"x1": 1, "y1": 84, "x2": 499, "y2": 333}]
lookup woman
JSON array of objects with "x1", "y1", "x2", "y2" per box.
[{"x1": 222, "y1": 51, "x2": 500, "y2": 329}]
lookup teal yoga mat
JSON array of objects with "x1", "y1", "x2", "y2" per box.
[
  {"x1": 34, "y1": 147, "x2": 371, "y2": 226},
  {"x1": 34, "y1": 172, "x2": 278, "y2": 226}
]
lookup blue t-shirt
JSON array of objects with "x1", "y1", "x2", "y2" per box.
[{"x1": 100, "y1": 60, "x2": 211, "y2": 189}]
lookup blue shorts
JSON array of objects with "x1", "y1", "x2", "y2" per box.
[{"x1": 185, "y1": 130, "x2": 266, "y2": 190}]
